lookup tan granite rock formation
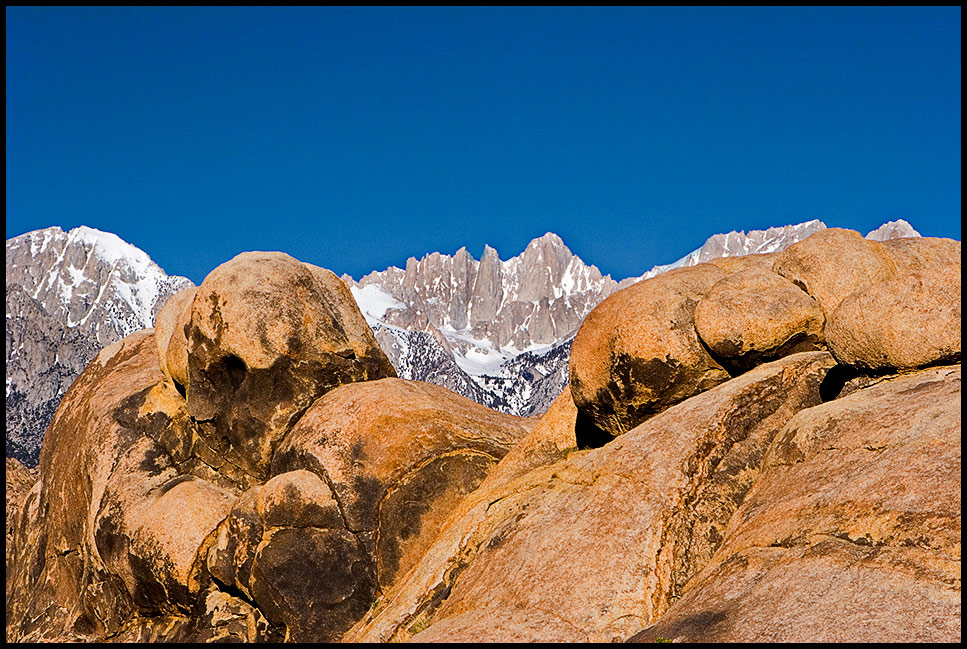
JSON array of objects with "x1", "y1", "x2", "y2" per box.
[
  {"x1": 628, "y1": 364, "x2": 961, "y2": 643},
  {"x1": 185, "y1": 251, "x2": 396, "y2": 481},
  {"x1": 825, "y1": 263, "x2": 961, "y2": 371},
  {"x1": 569, "y1": 264, "x2": 731, "y2": 437},
  {"x1": 694, "y1": 268, "x2": 826, "y2": 371},
  {"x1": 154, "y1": 285, "x2": 196, "y2": 388},
  {"x1": 772, "y1": 227, "x2": 898, "y2": 315},
  {"x1": 881, "y1": 236, "x2": 961, "y2": 275},
  {"x1": 347, "y1": 352, "x2": 836, "y2": 642},
  {"x1": 203, "y1": 377, "x2": 533, "y2": 642}
]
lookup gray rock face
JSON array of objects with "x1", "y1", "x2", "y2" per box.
[
  {"x1": 5, "y1": 226, "x2": 193, "y2": 466},
  {"x1": 348, "y1": 233, "x2": 617, "y2": 354}
]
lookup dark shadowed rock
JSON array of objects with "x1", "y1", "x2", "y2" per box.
[
  {"x1": 273, "y1": 378, "x2": 534, "y2": 592},
  {"x1": 186, "y1": 251, "x2": 396, "y2": 481},
  {"x1": 347, "y1": 353, "x2": 836, "y2": 642}
]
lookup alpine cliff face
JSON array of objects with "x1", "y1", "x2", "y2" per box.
[
  {"x1": 5, "y1": 226, "x2": 192, "y2": 465},
  {"x1": 344, "y1": 232, "x2": 617, "y2": 416}
]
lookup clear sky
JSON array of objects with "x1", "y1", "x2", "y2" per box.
[{"x1": 6, "y1": 7, "x2": 962, "y2": 285}]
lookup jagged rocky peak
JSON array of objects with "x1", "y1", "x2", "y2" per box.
[
  {"x1": 6, "y1": 225, "x2": 193, "y2": 466},
  {"x1": 350, "y1": 231, "x2": 618, "y2": 350}
]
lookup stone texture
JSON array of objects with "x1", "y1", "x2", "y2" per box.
[
  {"x1": 154, "y1": 286, "x2": 197, "y2": 389},
  {"x1": 772, "y1": 227, "x2": 898, "y2": 315},
  {"x1": 475, "y1": 387, "x2": 578, "y2": 492},
  {"x1": 408, "y1": 606, "x2": 590, "y2": 642},
  {"x1": 628, "y1": 365, "x2": 961, "y2": 643},
  {"x1": 7, "y1": 331, "x2": 168, "y2": 642},
  {"x1": 5, "y1": 457, "x2": 37, "y2": 609},
  {"x1": 569, "y1": 264, "x2": 731, "y2": 437},
  {"x1": 706, "y1": 252, "x2": 780, "y2": 274},
  {"x1": 6, "y1": 255, "x2": 411, "y2": 643},
  {"x1": 6, "y1": 226, "x2": 193, "y2": 467},
  {"x1": 186, "y1": 251, "x2": 396, "y2": 481},
  {"x1": 273, "y1": 378, "x2": 534, "y2": 592},
  {"x1": 880, "y1": 236, "x2": 961, "y2": 275},
  {"x1": 205, "y1": 470, "x2": 372, "y2": 642},
  {"x1": 346, "y1": 353, "x2": 836, "y2": 643},
  {"x1": 694, "y1": 269, "x2": 826, "y2": 371},
  {"x1": 825, "y1": 264, "x2": 961, "y2": 371}
]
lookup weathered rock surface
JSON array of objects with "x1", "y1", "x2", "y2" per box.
[
  {"x1": 695, "y1": 268, "x2": 826, "y2": 371},
  {"x1": 4, "y1": 457, "x2": 37, "y2": 600},
  {"x1": 6, "y1": 226, "x2": 193, "y2": 467},
  {"x1": 273, "y1": 378, "x2": 534, "y2": 591},
  {"x1": 8, "y1": 253, "x2": 453, "y2": 643},
  {"x1": 569, "y1": 264, "x2": 731, "y2": 437},
  {"x1": 154, "y1": 285, "x2": 197, "y2": 389},
  {"x1": 825, "y1": 264, "x2": 961, "y2": 371},
  {"x1": 185, "y1": 252, "x2": 396, "y2": 481},
  {"x1": 772, "y1": 227, "x2": 898, "y2": 315},
  {"x1": 881, "y1": 236, "x2": 960, "y2": 274},
  {"x1": 628, "y1": 365, "x2": 961, "y2": 643},
  {"x1": 7, "y1": 225, "x2": 959, "y2": 644},
  {"x1": 347, "y1": 352, "x2": 836, "y2": 642}
]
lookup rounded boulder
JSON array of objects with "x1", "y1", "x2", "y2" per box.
[
  {"x1": 154, "y1": 286, "x2": 197, "y2": 390},
  {"x1": 185, "y1": 251, "x2": 396, "y2": 481},
  {"x1": 771, "y1": 228, "x2": 898, "y2": 315},
  {"x1": 825, "y1": 264, "x2": 961, "y2": 371},
  {"x1": 694, "y1": 269, "x2": 825, "y2": 371},
  {"x1": 569, "y1": 264, "x2": 731, "y2": 438}
]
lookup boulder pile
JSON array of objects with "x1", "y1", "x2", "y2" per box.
[{"x1": 6, "y1": 230, "x2": 960, "y2": 643}]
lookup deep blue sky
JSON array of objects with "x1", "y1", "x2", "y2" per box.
[{"x1": 6, "y1": 7, "x2": 961, "y2": 285}]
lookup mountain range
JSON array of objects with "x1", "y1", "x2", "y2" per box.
[{"x1": 5, "y1": 219, "x2": 920, "y2": 465}]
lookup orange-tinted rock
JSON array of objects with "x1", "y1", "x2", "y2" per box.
[
  {"x1": 273, "y1": 377, "x2": 533, "y2": 593},
  {"x1": 7, "y1": 331, "x2": 164, "y2": 641},
  {"x1": 154, "y1": 286, "x2": 196, "y2": 390},
  {"x1": 408, "y1": 606, "x2": 590, "y2": 642},
  {"x1": 477, "y1": 387, "x2": 578, "y2": 492},
  {"x1": 694, "y1": 269, "x2": 825, "y2": 371},
  {"x1": 628, "y1": 364, "x2": 961, "y2": 643},
  {"x1": 881, "y1": 236, "x2": 961, "y2": 275},
  {"x1": 205, "y1": 470, "x2": 368, "y2": 642},
  {"x1": 569, "y1": 264, "x2": 730, "y2": 437},
  {"x1": 826, "y1": 264, "x2": 961, "y2": 370},
  {"x1": 347, "y1": 353, "x2": 836, "y2": 642},
  {"x1": 186, "y1": 251, "x2": 396, "y2": 480},
  {"x1": 772, "y1": 228, "x2": 898, "y2": 315},
  {"x1": 706, "y1": 252, "x2": 779, "y2": 274}
]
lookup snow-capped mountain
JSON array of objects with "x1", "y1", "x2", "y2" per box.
[
  {"x1": 6, "y1": 226, "x2": 193, "y2": 465},
  {"x1": 345, "y1": 233, "x2": 619, "y2": 416}
]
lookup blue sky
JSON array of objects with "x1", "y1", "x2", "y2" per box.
[{"x1": 6, "y1": 7, "x2": 961, "y2": 285}]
